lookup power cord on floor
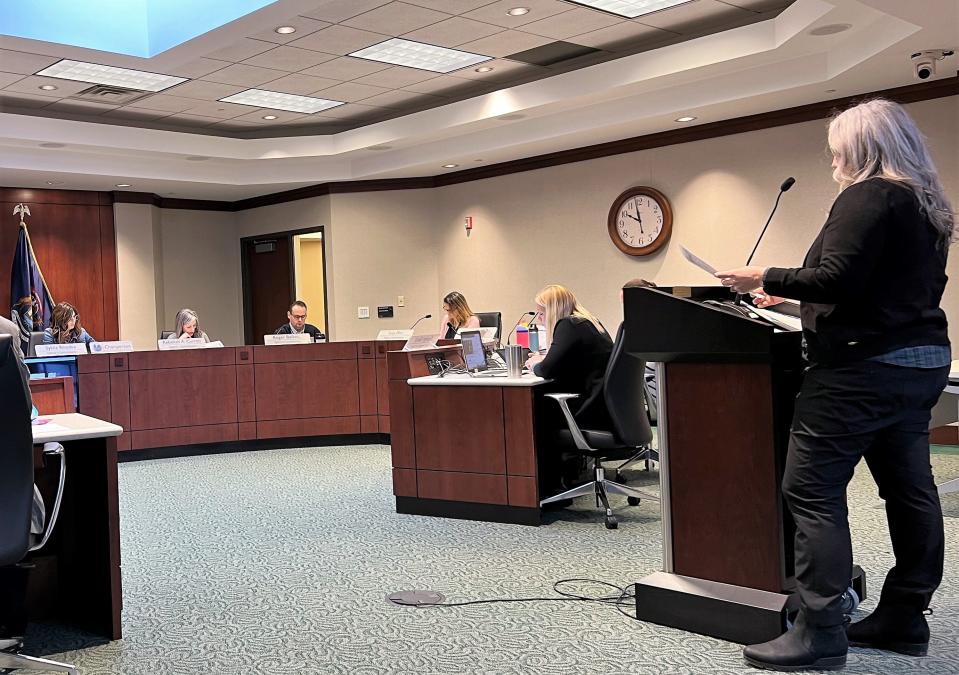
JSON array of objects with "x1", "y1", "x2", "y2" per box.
[{"x1": 389, "y1": 578, "x2": 639, "y2": 620}]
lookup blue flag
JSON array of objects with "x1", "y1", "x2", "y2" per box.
[{"x1": 10, "y1": 222, "x2": 55, "y2": 352}]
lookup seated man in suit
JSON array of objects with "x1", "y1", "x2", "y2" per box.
[{"x1": 274, "y1": 300, "x2": 325, "y2": 342}]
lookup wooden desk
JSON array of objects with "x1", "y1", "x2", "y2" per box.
[
  {"x1": 389, "y1": 348, "x2": 548, "y2": 526},
  {"x1": 28, "y1": 376, "x2": 75, "y2": 414},
  {"x1": 32, "y1": 414, "x2": 123, "y2": 641}
]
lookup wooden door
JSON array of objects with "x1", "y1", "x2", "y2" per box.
[{"x1": 242, "y1": 237, "x2": 292, "y2": 345}]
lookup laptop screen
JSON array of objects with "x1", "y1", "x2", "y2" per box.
[{"x1": 460, "y1": 330, "x2": 487, "y2": 371}]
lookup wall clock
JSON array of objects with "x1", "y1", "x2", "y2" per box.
[{"x1": 607, "y1": 186, "x2": 673, "y2": 256}]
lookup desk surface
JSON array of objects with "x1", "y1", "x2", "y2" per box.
[
  {"x1": 409, "y1": 373, "x2": 547, "y2": 387},
  {"x1": 33, "y1": 413, "x2": 124, "y2": 443}
]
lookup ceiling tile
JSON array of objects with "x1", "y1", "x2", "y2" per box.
[
  {"x1": 352, "y1": 65, "x2": 440, "y2": 88},
  {"x1": 289, "y1": 24, "x2": 391, "y2": 55},
  {"x1": 718, "y1": 0, "x2": 793, "y2": 10},
  {"x1": 0, "y1": 50, "x2": 60, "y2": 75},
  {"x1": 3, "y1": 75, "x2": 92, "y2": 98},
  {"x1": 463, "y1": 0, "x2": 571, "y2": 28},
  {"x1": 449, "y1": 57, "x2": 544, "y2": 80},
  {"x1": 314, "y1": 81, "x2": 390, "y2": 102},
  {"x1": 301, "y1": 0, "x2": 392, "y2": 23},
  {"x1": 359, "y1": 89, "x2": 446, "y2": 108},
  {"x1": 404, "y1": 0, "x2": 499, "y2": 12},
  {"x1": 569, "y1": 21, "x2": 677, "y2": 51},
  {"x1": 299, "y1": 56, "x2": 392, "y2": 80},
  {"x1": 124, "y1": 94, "x2": 200, "y2": 113},
  {"x1": 210, "y1": 119, "x2": 268, "y2": 130},
  {"x1": 164, "y1": 80, "x2": 249, "y2": 101},
  {"x1": 102, "y1": 108, "x2": 172, "y2": 121},
  {"x1": 401, "y1": 74, "x2": 477, "y2": 95},
  {"x1": 164, "y1": 58, "x2": 234, "y2": 78},
  {"x1": 261, "y1": 73, "x2": 342, "y2": 95},
  {"x1": 243, "y1": 46, "x2": 337, "y2": 71},
  {"x1": 161, "y1": 113, "x2": 223, "y2": 127},
  {"x1": 636, "y1": 0, "x2": 752, "y2": 34},
  {"x1": 521, "y1": 8, "x2": 622, "y2": 39},
  {"x1": 205, "y1": 38, "x2": 276, "y2": 62},
  {"x1": 0, "y1": 93, "x2": 54, "y2": 109},
  {"x1": 458, "y1": 29, "x2": 554, "y2": 57},
  {"x1": 0, "y1": 72, "x2": 24, "y2": 89},
  {"x1": 44, "y1": 100, "x2": 119, "y2": 115},
  {"x1": 248, "y1": 16, "x2": 331, "y2": 44},
  {"x1": 203, "y1": 64, "x2": 288, "y2": 87},
  {"x1": 181, "y1": 101, "x2": 261, "y2": 119},
  {"x1": 402, "y1": 16, "x2": 504, "y2": 48},
  {"x1": 313, "y1": 102, "x2": 383, "y2": 119},
  {"x1": 344, "y1": 2, "x2": 452, "y2": 35},
  {"x1": 232, "y1": 109, "x2": 307, "y2": 124}
]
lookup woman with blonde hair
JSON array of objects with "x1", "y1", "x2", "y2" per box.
[
  {"x1": 717, "y1": 99, "x2": 953, "y2": 671},
  {"x1": 439, "y1": 291, "x2": 480, "y2": 339},
  {"x1": 526, "y1": 284, "x2": 612, "y2": 429},
  {"x1": 173, "y1": 308, "x2": 210, "y2": 342},
  {"x1": 42, "y1": 302, "x2": 96, "y2": 345}
]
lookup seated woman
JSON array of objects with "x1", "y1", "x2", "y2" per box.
[
  {"x1": 42, "y1": 302, "x2": 96, "y2": 345},
  {"x1": 526, "y1": 284, "x2": 613, "y2": 430},
  {"x1": 172, "y1": 308, "x2": 211, "y2": 342},
  {"x1": 439, "y1": 291, "x2": 480, "y2": 339}
]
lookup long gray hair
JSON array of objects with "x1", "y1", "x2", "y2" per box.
[
  {"x1": 828, "y1": 99, "x2": 955, "y2": 245},
  {"x1": 174, "y1": 308, "x2": 201, "y2": 337}
]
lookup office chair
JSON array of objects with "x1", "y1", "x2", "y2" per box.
[
  {"x1": 615, "y1": 367, "x2": 660, "y2": 481},
  {"x1": 475, "y1": 312, "x2": 503, "y2": 342},
  {"x1": 27, "y1": 331, "x2": 44, "y2": 358},
  {"x1": 539, "y1": 324, "x2": 658, "y2": 529},
  {"x1": 160, "y1": 331, "x2": 175, "y2": 340},
  {"x1": 0, "y1": 335, "x2": 77, "y2": 675}
]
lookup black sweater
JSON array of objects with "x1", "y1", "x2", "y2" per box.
[
  {"x1": 533, "y1": 316, "x2": 613, "y2": 428},
  {"x1": 763, "y1": 178, "x2": 949, "y2": 364}
]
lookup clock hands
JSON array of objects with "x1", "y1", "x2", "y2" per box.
[{"x1": 624, "y1": 210, "x2": 644, "y2": 233}]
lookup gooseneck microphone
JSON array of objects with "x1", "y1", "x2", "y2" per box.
[
  {"x1": 746, "y1": 177, "x2": 795, "y2": 265},
  {"x1": 506, "y1": 311, "x2": 536, "y2": 345},
  {"x1": 409, "y1": 314, "x2": 432, "y2": 331}
]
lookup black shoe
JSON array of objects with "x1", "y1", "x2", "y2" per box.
[
  {"x1": 846, "y1": 605, "x2": 930, "y2": 656},
  {"x1": 744, "y1": 614, "x2": 848, "y2": 672}
]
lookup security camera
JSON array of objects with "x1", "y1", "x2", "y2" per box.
[{"x1": 911, "y1": 49, "x2": 954, "y2": 80}]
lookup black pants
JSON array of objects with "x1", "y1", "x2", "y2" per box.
[{"x1": 782, "y1": 360, "x2": 948, "y2": 627}]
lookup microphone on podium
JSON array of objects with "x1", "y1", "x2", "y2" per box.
[
  {"x1": 736, "y1": 177, "x2": 795, "y2": 305},
  {"x1": 506, "y1": 311, "x2": 536, "y2": 345},
  {"x1": 409, "y1": 314, "x2": 432, "y2": 331}
]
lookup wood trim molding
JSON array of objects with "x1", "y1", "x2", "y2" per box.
[{"x1": 23, "y1": 76, "x2": 959, "y2": 213}]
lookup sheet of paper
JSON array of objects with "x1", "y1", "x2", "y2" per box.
[
  {"x1": 751, "y1": 306, "x2": 802, "y2": 332},
  {"x1": 680, "y1": 245, "x2": 718, "y2": 275}
]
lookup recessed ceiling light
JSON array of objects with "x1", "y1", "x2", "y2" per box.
[
  {"x1": 115, "y1": 183, "x2": 132, "y2": 188},
  {"x1": 219, "y1": 89, "x2": 344, "y2": 114},
  {"x1": 35, "y1": 59, "x2": 186, "y2": 92},
  {"x1": 46, "y1": 181, "x2": 54, "y2": 185},
  {"x1": 262, "y1": 114, "x2": 278, "y2": 120},
  {"x1": 675, "y1": 115, "x2": 697, "y2": 122},
  {"x1": 563, "y1": 0, "x2": 693, "y2": 19},
  {"x1": 507, "y1": 7, "x2": 530, "y2": 15},
  {"x1": 275, "y1": 26, "x2": 297, "y2": 34},
  {"x1": 349, "y1": 38, "x2": 491, "y2": 74},
  {"x1": 442, "y1": 163, "x2": 459, "y2": 168},
  {"x1": 38, "y1": 84, "x2": 58, "y2": 91},
  {"x1": 809, "y1": 23, "x2": 852, "y2": 36},
  {"x1": 39, "y1": 142, "x2": 65, "y2": 148},
  {"x1": 475, "y1": 66, "x2": 494, "y2": 73}
]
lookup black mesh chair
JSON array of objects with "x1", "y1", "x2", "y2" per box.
[
  {"x1": 539, "y1": 324, "x2": 658, "y2": 529},
  {"x1": 475, "y1": 312, "x2": 502, "y2": 342},
  {"x1": 160, "y1": 331, "x2": 175, "y2": 340},
  {"x1": 615, "y1": 365, "x2": 660, "y2": 480},
  {"x1": 0, "y1": 335, "x2": 76, "y2": 675}
]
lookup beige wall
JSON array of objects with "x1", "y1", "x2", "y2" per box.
[{"x1": 114, "y1": 202, "x2": 163, "y2": 350}]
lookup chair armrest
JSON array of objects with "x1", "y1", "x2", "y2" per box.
[
  {"x1": 544, "y1": 393, "x2": 591, "y2": 451},
  {"x1": 30, "y1": 442, "x2": 66, "y2": 553}
]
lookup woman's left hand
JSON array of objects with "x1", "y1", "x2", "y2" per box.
[
  {"x1": 525, "y1": 353, "x2": 544, "y2": 370},
  {"x1": 715, "y1": 266, "x2": 767, "y2": 294}
]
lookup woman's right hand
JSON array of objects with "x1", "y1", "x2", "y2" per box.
[{"x1": 752, "y1": 290, "x2": 785, "y2": 308}]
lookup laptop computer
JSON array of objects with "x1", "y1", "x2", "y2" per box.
[{"x1": 460, "y1": 330, "x2": 488, "y2": 373}]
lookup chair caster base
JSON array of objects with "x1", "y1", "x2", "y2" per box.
[
  {"x1": 627, "y1": 496, "x2": 641, "y2": 506},
  {"x1": 605, "y1": 515, "x2": 618, "y2": 529}
]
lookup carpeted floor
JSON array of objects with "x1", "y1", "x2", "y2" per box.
[{"x1": 23, "y1": 444, "x2": 959, "y2": 674}]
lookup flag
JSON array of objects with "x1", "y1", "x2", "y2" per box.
[{"x1": 10, "y1": 221, "x2": 55, "y2": 352}]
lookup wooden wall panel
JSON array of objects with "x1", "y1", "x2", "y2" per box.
[
  {"x1": 388, "y1": 381, "x2": 414, "y2": 468},
  {"x1": 392, "y1": 468, "x2": 417, "y2": 497},
  {"x1": 253, "y1": 342, "x2": 357, "y2": 363},
  {"x1": 78, "y1": 372, "x2": 110, "y2": 421},
  {"x1": 256, "y1": 416, "x2": 361, "y2": 439},
  {"x1": 0, "y1": 189, "x2": 118, "y2": 341},
  {"x1": 253, "y1": 360, "x2": 359, "y2": 420},
  {"x1": 236, "y1": 364, "x2": 255, "y2": 422},
  {"x1": 416, "y1": 470, "x2": 508, "y2": 505},
  {"x1": 127, "y1": 348, "x2": 235, "y2": 370},
  {"x1": 130, "y1": 424, "x2": 238, "y2": 450},
  {"x1": 29, "y1": 376, "x2": 75, "y2": 414},
  {"x1": 128, "y1": 365, "x2": 238, "y2": 430},
  {"x1": 507, "y1": 476, "x2": 538, "y2": 508},
  {"x1": 358, "y1": 358, "x2": 377, "y2": 415},
  {"x1": 413, "y1": 387, "x2": 506, "y2": 474},
  {"x1": 504, "y1": 388, "x2": 536, "y2": 477}
]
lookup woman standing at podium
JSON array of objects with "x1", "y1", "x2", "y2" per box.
[{"x1": 717, "y1": 99, "x2": 953, "y2": 672}]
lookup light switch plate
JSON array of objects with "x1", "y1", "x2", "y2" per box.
[
  {"x1": 397, "y1": 295, "x2": 405, "y2": 307},
  {"x1": 358, "y1": 306, "x2": 370, "y2": 319}
]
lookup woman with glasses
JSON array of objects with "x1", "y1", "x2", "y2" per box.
[
  {"x1": 42, "y1": 302, "x2": 96, "y2": 345},
  {"x1": 439, "y1": 291, "x2": 480, "y2": 339}
]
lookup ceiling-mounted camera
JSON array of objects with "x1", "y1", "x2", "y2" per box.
[{"x1": 911, "y1": 49, "x2": 954, "y2": 80}]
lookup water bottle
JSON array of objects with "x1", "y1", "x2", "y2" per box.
[{"x1": 528, "y1": 323, "x2": 539, "y2": 352}]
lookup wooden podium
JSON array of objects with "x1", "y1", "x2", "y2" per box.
[{"x1": 624, "y1": 286, "x2": 864, "y2": 644}]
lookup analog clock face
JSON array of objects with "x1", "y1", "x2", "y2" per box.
[{"x1": 616, "y1": 195, "x2": 664, "y2": 249}]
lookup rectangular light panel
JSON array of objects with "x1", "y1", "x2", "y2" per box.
[
  {"x1": 219, "y1": 89, "x2": 345, "y2": 114},
  {"x1": 35, "y1": 59, "x2": 186, "y2": 92},
  {"x1": 349, "y1": 38, "x2": 491, "y2": 74},
  {"x1": 564, "y1": 0, "x2": 695, "y2": 19}
]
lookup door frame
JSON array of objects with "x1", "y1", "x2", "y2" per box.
[{"x1": 240, "y1": 225, "x2": 329, "y2": 345}]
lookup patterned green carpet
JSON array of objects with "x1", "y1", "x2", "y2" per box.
[{"x1": 24, "y1": 445, "x2": 959, "y2": 674}]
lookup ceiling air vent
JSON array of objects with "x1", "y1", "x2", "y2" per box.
[
  {"x1": 507, "y1": 41, "x2": 603, "y2": 68},
  {"x1": 68, "y1": 84, "x2": 152, "y2": 105}
]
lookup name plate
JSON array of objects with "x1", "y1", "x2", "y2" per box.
[
  {"x1": 264, "y1": 333, "x2": 312, "y2": 346},
  {"x1": 403, "y1": 335, "x2": 438, "y2": 351},
  {"x1": 158, "y1": 338, "x2": 206, "y2": 351},
  {"x1": 35, "y1": 343, "x2": 88, "y2": 356},
  {"x1": 377, "y1": 329, "x2": 414, "y2": 341},
  {"x1": 89, "y1": 340, "x2": 134, "y2": 354}
]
